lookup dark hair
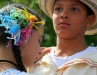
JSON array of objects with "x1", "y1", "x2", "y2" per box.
[
  {"x1": 0, "y1": 4, "x2": 43, "y2": 72},
  {"x1": 0, "y1": 27, "x2": 11, "y2": 45},
  {"x1": 84, "y1": 4, "x2": 94, "y2": 16}
]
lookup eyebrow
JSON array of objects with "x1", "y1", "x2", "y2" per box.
[{"x1": 55, "y1": 3, "x2": 61, "y2": 5}]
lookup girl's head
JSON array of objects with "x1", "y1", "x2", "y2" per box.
[
  {"x1": 38, "y1": 0, "x2": 97, "y2": 35},
  {"x1": 0, "y1": 4, "x2": 44, "y2": 71}
]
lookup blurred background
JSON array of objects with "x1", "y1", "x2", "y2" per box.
[{"x1": 0, "y1": 0, "x2": 97, "y2": 47}]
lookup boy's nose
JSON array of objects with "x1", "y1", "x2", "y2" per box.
[
  {"x1": 60, "y1": 10, "x2": 69, "y2": 19},
  {"x1": 61, "y1": 15, "x2": 68, "y2": 19}
]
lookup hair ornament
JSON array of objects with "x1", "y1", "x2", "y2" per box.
[
  {"x1": 23, "y1": 7, "x2": 38, "y2": 21},
  {"x1": 34, "y1": 21, "x2": 45, "y2": 25},
  {"x1": 0, "y1": 7, "x2": 44, "y2": 46}
]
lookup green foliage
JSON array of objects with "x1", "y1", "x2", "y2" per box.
[
  {"x1": 0, "y1": 0, "x2": 97, "y2": 47},
  {"x1": 84, "y1": 34, "x2": 97, "y2": 46},
  {"x1": 42, "y1": 16, "x2": 56, "y2": 47}
]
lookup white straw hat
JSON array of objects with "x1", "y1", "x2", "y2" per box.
[{"x1": 38, "y1": 0, "x2": 97, "y2": 35}]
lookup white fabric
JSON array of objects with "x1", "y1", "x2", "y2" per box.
[
  {"x1": 50, "y1": 46, "x2": 97, "y2": 68},
  {"x1": 0, "y1": 68, "x2": 39, "y2": 75}
]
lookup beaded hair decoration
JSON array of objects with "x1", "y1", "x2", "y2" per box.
[{"x1": 0, "y1": 7, "x2": 44, "y2": 46}]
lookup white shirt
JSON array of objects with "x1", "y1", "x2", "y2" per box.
[{"x1": 50, "y1": 46, "x2": 97, "y2": 68}]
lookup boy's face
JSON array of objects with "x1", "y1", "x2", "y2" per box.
[
  {"x1": 52, "y1": 0, "x2": 94, "y2": 39},
  {"x1": 20, "y1": 25, "x2": 44, "y2": 67}
]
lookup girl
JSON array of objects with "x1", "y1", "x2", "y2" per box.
[{"x1": 0, "y1": 3, "x2": 44, "y2": 75}]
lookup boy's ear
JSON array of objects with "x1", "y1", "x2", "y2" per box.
[{"x1": 86, "y1": 14, "x2": 95, "y2": 28}]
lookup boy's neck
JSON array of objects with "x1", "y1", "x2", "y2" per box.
[{"x1": 55, "y1": 37, "x2": 88, "y2": 56}]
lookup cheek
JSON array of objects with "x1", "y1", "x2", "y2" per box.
[
  {"x1": 28, "y1": 41, "x2": 41, "y2": 55},
  {"x1": 53, "y1": 14, "x2": 59, "y2": 23},
  {"x1": 31, "y1": 42, "x2": 41, "y2": 54},
  {"x1": 21, "y1": 38, "x2": 41, "y2": 64},
  {"x1": 72, "y1": 16, "x2": 87, "y2": 26},
  {"x1": 28, "y1": 37, "x2": 40, "y2": 53},
  {"x1": 52, "y1": 14, "x2": 58, "y2": 31},
  {"x1": 71, "y1": 17, "x2": 87, "y2": 35}
]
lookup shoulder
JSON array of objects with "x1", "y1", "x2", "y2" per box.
[
  {"x1": 0, "y1": 68, "x2": 21, "y2": 75},
  {"x1": 93, "y1": 47, "x2": 97, "y2": 50},
  {"x1": 0, "y1": 68, "x2": 39, "y2": 75},
  {"x1": 79, "y1": 46, "x2": 97, "y2": 60},
  {"x1": 35, "y1": 52, "x2": 52, "y2": 65},
  {"x1": 35, "y1": 47, "x2": 56, "y2": 65}
]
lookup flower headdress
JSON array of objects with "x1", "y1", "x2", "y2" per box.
[{"x1": 0, "y1": 7, "x2": 44, "y2": 46}]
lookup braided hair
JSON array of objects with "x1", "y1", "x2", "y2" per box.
[{"x1": 0, "y1": 4, "x2": 43, "y2": 72}]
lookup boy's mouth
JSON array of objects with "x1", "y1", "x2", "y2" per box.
[{"x1": 58, "y1": 22, "x2": 70, "y2": 27}]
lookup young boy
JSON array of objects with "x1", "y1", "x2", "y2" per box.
[{"x1": 29, "y1": 0, "x2": 97, "y2": 75}]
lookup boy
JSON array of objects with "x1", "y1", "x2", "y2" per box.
[{"x1": 29, "y1": 0, "x2": 97, "y2": 75}]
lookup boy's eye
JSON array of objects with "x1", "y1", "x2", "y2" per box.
[
  {"x1": 55, "y1": 7, "x2": 62, "y2": 11},
  {"x1": 71, "y1": 7, "x2": 79, "y2": 12}
]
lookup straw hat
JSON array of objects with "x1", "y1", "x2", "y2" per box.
[{"x1": 38, "y1": 0, "x2": 97, "y2": 35}]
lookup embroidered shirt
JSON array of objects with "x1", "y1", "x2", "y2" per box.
[
  {"x1": 50, "y1": 46, "x2": 97, "y2": 68},
  {"x1": 28, "y1": 47, "x2": 97, "y2": 75}
]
